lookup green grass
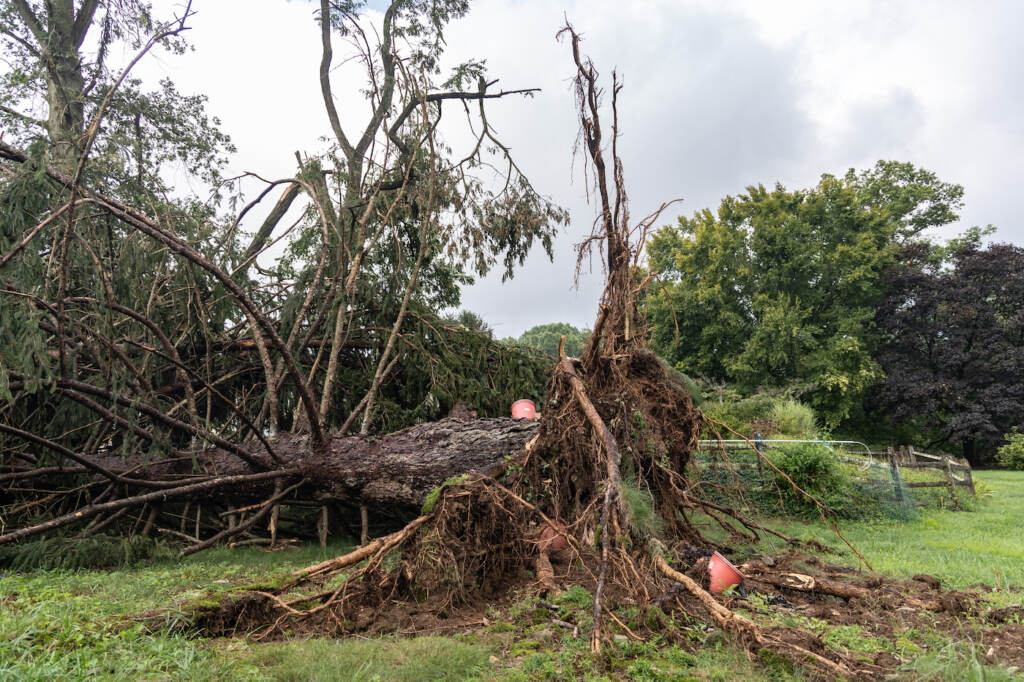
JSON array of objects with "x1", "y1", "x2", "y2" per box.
[
  {"x1": 747, "y1": 470, "x2": 1024, "y2": 594},
  {"x1": 245, "y1": 636, "x2": 494, "y2": 681},
  {"x1": 2, "y1": 471, "x2": 1023, "y2": 681},
  {"x1": 903, "y1": 640, "x2": 1022, "y2": 682},
  {"x1": 0, "y1": 541, "x2": 351, "y2": 681}
]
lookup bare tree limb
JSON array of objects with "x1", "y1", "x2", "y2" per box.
[
  {"x1": 0, "y1": 469, "x2": 297, "y2": 545},
  {"x1": 318, "y1": 0, "x2": 356, "y2": 160},
  {"x1": 0, "y1": 140, "x2": 328, "y2": 451},
  {"x1": 181, "y1": 478, "x2": 306, "y2": 556},
  {"x1": 71, "y1": 0, "x2": 102, "y2": 49},
  {"x1": 10, "y1": 0, "x2": 47, "y2": 47}
]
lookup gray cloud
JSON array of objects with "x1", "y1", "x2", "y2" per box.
[{"x1": 451, "y1": 3, "x2": 813, "y2": 336}]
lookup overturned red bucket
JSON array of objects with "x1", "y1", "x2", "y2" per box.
[
  {"x1": 510, "y1": 399, "x2": 536, "y2": 419},
  {"x1": 707, "y1": 551, "x2": 744, "y2": 594}
]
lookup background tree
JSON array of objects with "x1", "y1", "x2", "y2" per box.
[
  {"x1": 873, "y1": 240, "x2": 1024, "y2": 464},
  {"x1": 442, "y1": 309, "x2": 493, "y2": 334},
  {"x1": 646, "y1": 162, "x2": 963, "y2": 427},
  {"x1": 0, "y1": 0, "x2": 232, "y2": 185},
  {"x1": 508, "y1": 322, "x2": 590, "y2": 357}
]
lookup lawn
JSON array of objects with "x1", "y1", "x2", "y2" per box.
[
  {"x1": 753, "y1": 470, "x2": 1024, "y2": 596},
  {"x1": 1, "y1": 471, "x2": 1021, "y2": 681}
]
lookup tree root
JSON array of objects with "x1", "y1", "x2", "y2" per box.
[
  {"x1": 289, "y1": 514, "x2": 430, "y2": 586},
  {"x1": 555, "y1": 355, "x2": 625, "y2": 653},
  {"x1": 654, "y1": 556, "x2": 871, "y2": 679},
  {"x1": 744, "y1": 568, "x2": 871, "y2": 601}
]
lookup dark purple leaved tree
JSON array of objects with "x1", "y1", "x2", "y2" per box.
[{"x1": 875, "y1": 241, "x2": 1024, "y2": 464}]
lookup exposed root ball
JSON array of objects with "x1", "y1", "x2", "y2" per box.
[
  {"x1": 513, "y1": 350, "x2": 699, "y2": 543},
  {"x1": 400, "y1": 480, "x2": 534, "y2": 609}
]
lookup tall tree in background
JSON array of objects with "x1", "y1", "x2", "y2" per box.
[
  {"x1": 1, "y1": 0, "x2": 232, "y2": 185},
  {"x1": 647, "y1": 162, "x2": 963, "y2": 426},
  {"x1": 509, "y1": 322, "x2": 590, "y2": 357},
  {"x1": 874, "y1": 241, "x2": 1024, "y2": 464}
]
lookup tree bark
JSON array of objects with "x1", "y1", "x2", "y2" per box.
[{"x1": 77, "y1": 417, "x2": 539, "y2": 510}]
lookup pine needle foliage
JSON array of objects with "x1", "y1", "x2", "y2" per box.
[{"x1": 0, "y1": 535, "x2": 174, "y2": 571}]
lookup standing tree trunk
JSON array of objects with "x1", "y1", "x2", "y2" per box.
[{"x1": 12, "y1": 0, "x2": 98, "y2": 169}]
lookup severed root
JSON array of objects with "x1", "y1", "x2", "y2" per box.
[
  {"x1": 289, "y1": 514, "x2": 430, "y2": 586},
  {"x1": 536, "y1": 550, "x2": 560, "y2": 595},
  {"x1": 744, "y1": 568, "x2": 871, "y2": 601},
  {"x1": 654, "y1": 556, "x2": 862, "y2": 680},
  {"x1": 744, "y1": 568, "x2": 948, "y2": 614},
  {"x1": 654, "y1": 556, "x2": 761, "y2": 640}
]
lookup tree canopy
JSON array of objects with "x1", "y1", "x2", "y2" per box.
[
  {"x1": 646, "y1": 161, "x2": 963, "y2": 427},
  {"x1": 873, "y1": 240, "x2": 1024, "y2": 463},
  {"x1": 508, "y1": 322, "x2": 590, "y2": 357}
]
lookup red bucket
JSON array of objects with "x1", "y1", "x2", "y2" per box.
[
  {"x1": 511, "y1": 399, "x2": 536, "y2": 419},
  {"x1": 707, "y1": 551, "x2": 744, "y2": 594}
]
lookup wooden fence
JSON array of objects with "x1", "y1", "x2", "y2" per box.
[{"x1": 870, "y1": 445, "x2": 975, "y2": 501}]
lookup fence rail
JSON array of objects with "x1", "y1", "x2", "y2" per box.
[{"x1": 882, "y1": 445, "x2": 974, "y2": 500}]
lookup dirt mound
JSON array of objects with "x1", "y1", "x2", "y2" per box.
[{"x1": 191, "y1": 543, "x2": 1023, "y2": 680}]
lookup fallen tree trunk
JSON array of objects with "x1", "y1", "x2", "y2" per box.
[
  {"x1": 290, "y1": 416, "x2": 538, "y2": 507},
  {"x1": 3, "y1": 417, "x2": 539, "y2": 521}
]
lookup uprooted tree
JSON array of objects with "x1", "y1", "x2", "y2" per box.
[
  {"x1": 173, "y1": 25, "x2": 953, "y2": 680},
  {"x1": 1, "y1": 0, "x2": 562, "y2": 548},
  {"x1": 3, "y1": 6, "x2": 1009, "y2": 679}
]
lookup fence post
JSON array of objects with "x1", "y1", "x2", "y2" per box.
[
  {"x1": 755, "y1": 433, "x2": 765, "y2": 486},
  {"x1": 943, "y1": 457, "x2": 959, "y2": 509},
  {"x1": 963, "y1": 463, "x2": 976, "y2": 496},
  {"x1": 907, "y1": 445, "x2": 916, "y2": 463},
  {"x1": 887, "y1": 447, "x2": 905, "y2": 505}
]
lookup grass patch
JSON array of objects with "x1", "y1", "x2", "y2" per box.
[
  {"x1": 246, "y1": 636, "x2": 493, "y2": 681},
  {"x1": 752, "y1": 470, "x2": 1024, "y2": 593},
  {"x1": 621, "y1": 475, "x2": 665, "y2": 537},
  {"x1": 903, "y1": 640, "x2": 1022, "y2": 681},
  {"x1": 0, "y1": 540, "x2": 351, "y2": 681}
]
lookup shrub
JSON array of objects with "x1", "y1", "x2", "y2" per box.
[
  {"x1": 770, "y1": 399, "x2": 818, "y2": 438},
  {"x1": 996, "y1": 430, "x2": 1024, "y2": 470},
  {"x1": 701, "y1": 393, "x2": 818, "y2": 439},
  {"x1": 701, "y1": 393, "x2": 775, "y2": 435},
  {"x1": 767, "y1": 443, "x2": 877, "y2": 519}
]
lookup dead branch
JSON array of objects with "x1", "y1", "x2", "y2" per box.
[
  {"x1": 181, "y1": 478, "x2": 306, "y2": 556},
  {"x1": 0, "y1": 470, "x2": 295, "y2": 544}
]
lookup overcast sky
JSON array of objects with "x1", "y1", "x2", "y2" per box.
[{"x1": 136, "y1": 0, "x2": 1024, "y2": 338}]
